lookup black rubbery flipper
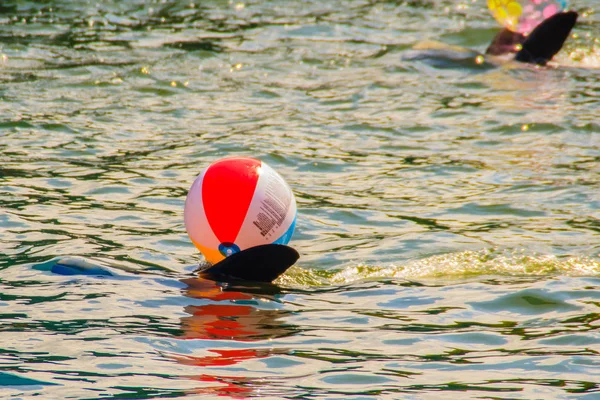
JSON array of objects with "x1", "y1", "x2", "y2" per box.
[
  {"x1": 515, "y1": 11, "x2": 578, "y2": 65},
  {"x1": 486, "y1": 28, "x2": 526, "y2": 56},
  {"x1": 200, "y1": 244, "x2": 299, "y2": 283}
]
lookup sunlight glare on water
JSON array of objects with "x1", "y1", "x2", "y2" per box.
[{"x1": 1, "y1": 0, "x2": 600, "y2": 398}]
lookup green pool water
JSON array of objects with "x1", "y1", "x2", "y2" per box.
[{"x1": 1, "y1": 0, "x2": 599, "y2": 398}]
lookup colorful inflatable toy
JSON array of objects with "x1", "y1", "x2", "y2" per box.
[
  {"x1": 488, "y1": 0, "x2": 568, "y2": 35},
  {"x1": 184, "y1": 157, "x2": 297, "y2": 266}
]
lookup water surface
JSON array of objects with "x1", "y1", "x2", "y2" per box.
[{"x1": 1, "y1": 0, "x2": 600, "y2": 398}]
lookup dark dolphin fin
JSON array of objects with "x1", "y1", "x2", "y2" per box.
[
  {"x1": 486, "y1": 28, "x2": 526, "y2": 56},
  {"x1": 200, "y1": 244, "x2": 299, "y2": 283},
  {"x1": 515, "y1": 11, "x2": 578, "y2": 65}
]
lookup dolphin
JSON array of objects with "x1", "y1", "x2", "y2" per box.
[
  {"x1": 404, "y1": 11, "x2": 578, "y2": 67},
  {"x1": 36, "y1": 244, "x2": 299, "y2": 283}
]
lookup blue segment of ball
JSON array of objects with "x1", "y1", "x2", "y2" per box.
[
  {"x1": 273, "y1": 215, "x2": 297, "y2": 245},
  {"x1": 219, "y1": 242, "x2": 241, "y2": 258}
]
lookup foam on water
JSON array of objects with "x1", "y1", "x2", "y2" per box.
[{"x1": 279, "y1": 249, "x2": 600, "y2": 286}]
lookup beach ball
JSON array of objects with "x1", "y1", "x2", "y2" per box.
[
  {"x1": 184, "y1": 157, "x2": 297, "y2": 265},
  {"x1": 488, "y1": 0, "x2": 568, "y2": 35}
]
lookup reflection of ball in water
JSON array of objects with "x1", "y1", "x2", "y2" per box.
[
  {"x1": 488, "y1": 0, "x2": 568, "y2": 35},
  {"x1": 184, "y1": 157, "x2": 297, "y2": 265}
]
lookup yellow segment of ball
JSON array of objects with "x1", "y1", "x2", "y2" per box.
[
  {"x1": 506, "y1": 1, "x2": 523, "y2": 19},
  {"x1": 190, "y1": 238, "x2": 225, "y2": 265}
]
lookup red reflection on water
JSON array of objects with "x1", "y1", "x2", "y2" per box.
[
  {"x1": 173, "y1": 348, "x2": 269, "y2": 367},
  {"x1": 171, "y1": 277, "x2": 292, "y2": 398},
  {"x1": 187, "y1": 374, "x2": 258, "y2": 399},
  {"x1": 179, "y1": 277, "x2": 287, "y2": 341},
  {"x1": 181, "y1": 303, "x2": 262, "y2": 340}
]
